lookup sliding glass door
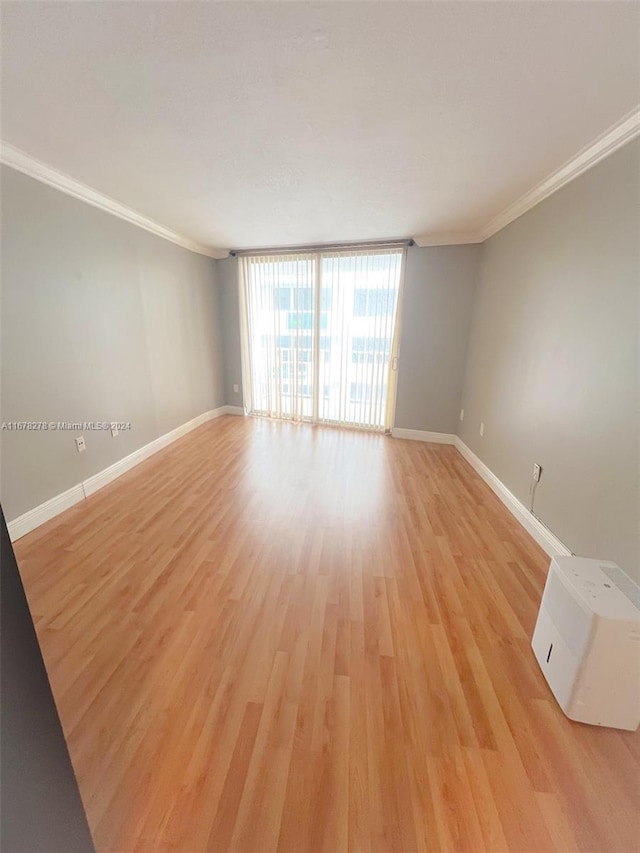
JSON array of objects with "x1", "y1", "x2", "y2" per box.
[
  {"x1": 239, "y1": 247, "x2": 405, "y2": 431},
  {"x1": 240, "y1": 253, "x2": 318, "y2": 421}
]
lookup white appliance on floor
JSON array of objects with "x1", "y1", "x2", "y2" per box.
[{"x1": 531, "y1": 555, "x2": 640, "y2": 731}]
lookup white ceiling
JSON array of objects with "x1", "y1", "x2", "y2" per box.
[{"x1": 1, "y1": 1, "x2": 639, "y2": 254}]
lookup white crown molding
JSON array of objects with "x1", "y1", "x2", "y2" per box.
[
  {"x1": 0, "y1": 141, "x2": 229, "y2": 260},
  {"x1": 413, "y1": 107, "x2": 640, "y2": 249},
  {"x1": 413, "y1": 231, "x2": 483, "y2": 247},
  {"x1": 480, "y1": 107, "x2": 640, "y2": 241},
  {"x1": 5, "y1": 107, "x2": 638, "y2": 258}
]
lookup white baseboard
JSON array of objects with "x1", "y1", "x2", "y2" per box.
[
  {"x1": 454, "y1": 437, "x2": 571, "y2": 558},
  {"x1": 82, "y1": 409, "x2": 214, "y2": 497},
  {"x1": 391, "y1": 427, "x2": 456, "y2": 445},
  {"x1": 7, "y1": 409, "x2": 569, "y2": 562},
  {"x1": 7, "y1": 484, "x2": 86, "y2": 542},
  {"x1": 7, "y1": 405, "x2": 243, "y2": 541}
]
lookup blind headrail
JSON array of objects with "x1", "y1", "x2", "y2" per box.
[{"x1": 231, "y1": 238, "x2": 413, "y2": 258}]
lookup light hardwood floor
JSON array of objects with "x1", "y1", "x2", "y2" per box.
[{"x1": 15, "y1": 416, "x2": 640, "y2": 852}]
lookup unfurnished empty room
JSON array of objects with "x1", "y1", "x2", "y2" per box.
[{"x1": 1, "y1": 2, "x2": 639, "y2": 852}]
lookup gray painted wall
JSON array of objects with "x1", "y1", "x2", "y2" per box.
[
  {"x1": 394, "y1": 245, "x2": 479, "y2": 433},
  {"x1": 1, "y1": 165, "x2": 225, "y2": 520},
  {"x1": 217, "y1": 246, "x2": 480, "y2": 434},
  {"x1": 5, "y1": 143, "x2": 636, "y2": 579},
  {"x1": 459, "y1": 139, "x2": 639, "y2": 579},
  {"x1": 217, "y1": 256, "x2": 244, "y2": 409}
]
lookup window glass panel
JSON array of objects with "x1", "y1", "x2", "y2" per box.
[{"x1": 242, "y1": 250, "x2": 403, "y2": 429}]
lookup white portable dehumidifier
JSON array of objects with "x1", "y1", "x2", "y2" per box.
[{"x1": 531, "y1": 555, "x2": 640, "y2": 731}]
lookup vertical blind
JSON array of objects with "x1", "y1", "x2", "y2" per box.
[{"x1": 239, "y1": 247, "x2": 406, "y2": 432}]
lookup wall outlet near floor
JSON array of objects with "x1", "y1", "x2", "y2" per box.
[
  {"x1": 75, "y1": 435, "x2": 86, "y2": 453},
  {"x1": 233, "y1": 384, "x2": 239, "y2": 393},
  {"x1": 479, "y1": 422, "x2": 485, "y2": 437},
  {"x1": 111, "y1": 425, "x2": 119, "y2": 437},
  {"x1": 533, "y1": 463, "x2": 542, "y2": 482},
  {"x1": 460, "y1": 408, "x2": 464, "y2": 421}
]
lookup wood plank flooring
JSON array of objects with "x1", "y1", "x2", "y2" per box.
[{"x1": 14, "y1": 415, "x2": 640, "y2": 852}]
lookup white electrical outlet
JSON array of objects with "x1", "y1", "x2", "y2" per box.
[
  {"x1": 479, "y1": 422, "x2": 485, "y2": 437},
  {"x1": 233, "y1": 384, "x2": 239, "y2": 393},
  {"x1": 533, "y1": 463, "x2": 542, "y2": 482},
  {"x1": 75, "y1": 436, "x2": 86, "y2": 453},
  {"x1": 460, "y1": 408, "x2": 464, "y2": 421},
  {"x1": 111, "y1": 425, "x2": 119, "y2": 437}
]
